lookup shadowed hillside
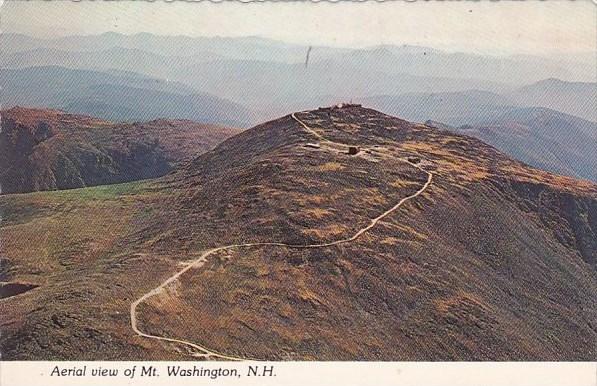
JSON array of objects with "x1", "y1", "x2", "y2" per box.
[{"x1": 0, "y1": 107, "x2": 242, "y2": 194}]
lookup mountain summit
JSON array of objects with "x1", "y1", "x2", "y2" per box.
[{"x1": 1, "y1": 106, "x2": 595, "y2": 361}]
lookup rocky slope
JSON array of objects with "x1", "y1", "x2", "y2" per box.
[
  {"x1": 0, "y1": 106, "x2": 595, "y2": 360},
  {"x1": 0, "y1": 107, "x2": 242, "y2": 194}
]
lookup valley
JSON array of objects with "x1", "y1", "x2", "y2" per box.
[{"x1": 0, "y1": 107, "x2": 242, "y2": 194}]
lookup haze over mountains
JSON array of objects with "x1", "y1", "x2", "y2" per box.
[
  {"x1": 1, "y1": 66, "x2": 254, "y2": 127},
  {"x1": 2, "y1": 32, "x2": 594, "y2": 83},
  {"x1": 427, "y1": 108, "x2": 597, "y2": 182},
  {"x1": 510, "y1": 78, "x2": 596, "y2": 122},
  {"x1": 1, "y1": 33, "x2": 595, "y2": 118},
  {"x1": 1, "y1": 32, "x2": 595, "y2": 182}
]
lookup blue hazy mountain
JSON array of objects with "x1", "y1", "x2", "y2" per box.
[
  {"x1": 359, "y1": 90, "x2": 518, "y2": 126},
  {"x1": 510, "y1": 78, "x2": 596, "y2": 122},
  {"x1": 429, "y1": 107, "x2": 597, "y2": 181},
  {"x1": 3, "y1": 33, "x2": 593, "y2": 123},
  {"x1": 0, "y1": 66, "x2": 254, "y2": 127}
]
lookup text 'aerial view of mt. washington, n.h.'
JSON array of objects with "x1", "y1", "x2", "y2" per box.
[{"x1": 0, "y1": 1, "x2": 595, "y2": 362}]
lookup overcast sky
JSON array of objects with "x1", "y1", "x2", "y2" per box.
[{"x1": 1, "y1": 1, "x2": 595, "y2": 55}]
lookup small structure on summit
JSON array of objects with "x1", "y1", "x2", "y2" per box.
[
  {"x1": 332, "y1": 103, "x2": 362, "y2": 110},
  {"x1": 347, "y1": 146, "x2": 360, "y2": 155}
]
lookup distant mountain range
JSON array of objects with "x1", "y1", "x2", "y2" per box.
[
  {"x1": 2, "y1": 33, "x2": 595, "y2": 118},
  {"x1": 0, "y1": 107, "x2": 242, "y2": 194},
  {"x1": 360, "y1": 82, "x2": 596, "y2": 124},
  {"x1": 426, "y1": 107, "x2": 597, "y2": 182},
  {"x1": 0, "y1": 46, "x2": 222, "y2": 80},
  {"x1": 510, "y1": 78, "x2": 596, "y2": 122},
  {"x1": 0, "y1": 32, "x2": 324, "y2": 63},
  {"x1": 1, "y1": 32, "x2": 594, "y2": 183},
  {"x1": 2, "y1": 32, "x2": 593, "y2": 84},
  {"x1": 0, "y1": 66, "x2": 254, "y2": 127},
  {"x1": 359, "y1": 90, "x2": 516, "y2": 126},
  {"x1": 3, "y1": 63, "x2": 592, "y2": 127},
  {"x1": 171, "y1": 59, "x2": 508, "y2": 117}
]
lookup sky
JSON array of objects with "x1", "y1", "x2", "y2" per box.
[{"x1": 1, "y1": 1, "x2": 595, "y2": 55}]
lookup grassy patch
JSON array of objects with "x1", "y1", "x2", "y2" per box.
[
  {"x1": 44, "y1": 180, "x2": 148, "y2": 201},
  {"x1": 0, "y1": 182, "x2": 149, "y2": 278},
  {"x1": 0, "y1": 181, "x2": 150, "y2": 226}
]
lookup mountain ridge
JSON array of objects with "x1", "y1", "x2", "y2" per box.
[
  {"x1": 0, "y1": 106, "x2": 594, "y2": 361},
  {"x1": 425, "y1": 106, "x2": 597, "y2": 182},
  {"x1": 0, "y1": 107, "x2": 243, "y2": 194},
  {"x1": 0, "y1": 66, "x2": 255, "y2": 127}
]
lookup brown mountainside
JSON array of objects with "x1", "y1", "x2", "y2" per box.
[
  {"x1": 0, "y1": 106, "x2": 595, "y2": 360},
  {"x1": 0, "y1": 107, "x2": 242, "y2": 194}
]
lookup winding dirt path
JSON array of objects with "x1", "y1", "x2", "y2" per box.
[{"x1": 130, "y1": 111, "x2": 433, "y2": 361}]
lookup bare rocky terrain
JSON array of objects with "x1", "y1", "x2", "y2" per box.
[
  {"x1": 0, "y1": 106, "x2": 595, "y2": 360},
  {"x1": 0, "y1": 107, "x2": 242, "y2": 194}
]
